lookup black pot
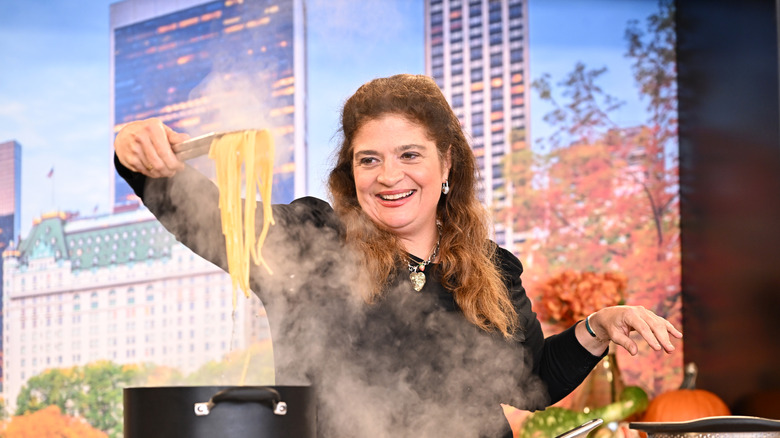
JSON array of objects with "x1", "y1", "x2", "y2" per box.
[{"x1": 124, "y1": 386, "x2": 315, "y2": 438}]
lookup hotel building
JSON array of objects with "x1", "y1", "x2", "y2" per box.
[
  {"x1": 2, "y1": 210, "x2": 268, "y2": 413},
  {"x1": 424, "y1": 0, "x2": 529, "y2": 252},
  {"x1": 110, "y1": 0, "x2": 306, "y2": 212}
]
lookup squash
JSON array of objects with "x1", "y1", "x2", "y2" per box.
[
  {"x1": 643, "y1": 363, "x2": 730, "y2": 422},
  {"x1": 519, "y1": 386, "x2": 649, "y2": 437}
]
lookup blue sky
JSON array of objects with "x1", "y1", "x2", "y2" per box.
[{"x1": 0, "y1": 0, "x2": 658, "y2": 237}]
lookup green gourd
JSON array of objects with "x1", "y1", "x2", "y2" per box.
[{"x1": 520, "y1": 386, "x2": 649, "y2": 438}]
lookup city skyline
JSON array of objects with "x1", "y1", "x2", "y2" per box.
[{"x1": 0, "y1": 0, "x2": 656, "y2": 238}]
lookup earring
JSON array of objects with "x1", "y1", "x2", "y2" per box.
[{"x1": 441, "y1": 180, "x2": 450, "y2": 195}]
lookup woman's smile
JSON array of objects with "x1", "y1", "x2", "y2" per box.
[
  {"x1": 376, "y1": 189, "x2": 415, "y2": 203},
  {"x1": 352, "y1": 114, "x2": 450, "y2": 253}
]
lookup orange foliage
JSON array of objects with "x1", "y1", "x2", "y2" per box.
[
  {"x1": 1, "y1": 405, "x2": 107, "y2": 438},
  {"x1": 501, "y1": 128, "x2": 683, "y2": 396},
  {"x1": 536, "y1": 270, "x2": 627, "y2": 331}
]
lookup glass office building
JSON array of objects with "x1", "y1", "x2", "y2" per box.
[
  {"x1": 110, "y1": 0, "x2": 306, "y2": 212},
  {"x1": 424, "y1": 0, "x2": 529, "y2": 252}
]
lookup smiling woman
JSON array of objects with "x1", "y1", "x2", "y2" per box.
[
  {"x1": 113, "y1": 73, "x2": 681, "y2": 437},
  {"x1": 328, "y1": 75, "x2": 517, "y2": 332},
  {"x1": 351, "y1": 115, "x2": 450, "y2": 258}
]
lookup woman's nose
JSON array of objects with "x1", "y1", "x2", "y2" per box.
[{"x1": 377, "y1": 161, "x2": 403, "y2": 185}]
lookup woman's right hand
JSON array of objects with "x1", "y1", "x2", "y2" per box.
[{"x1": 114, "y1": 118, "x2": 189, "y2": 178}]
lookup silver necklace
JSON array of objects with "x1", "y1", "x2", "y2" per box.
[{"x1": 407, "y1": 239, "x2": 440, "y2": 292}]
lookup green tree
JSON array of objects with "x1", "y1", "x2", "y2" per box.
[
  {"x1": 15, "y1": 361, "x2": 140, "y2": 438},
  {"x1": 0, "y1": 396, "x2": 8, "y2": 421},
  {"x1": 181, "y1": 340, "x2": 275, "y2": 386},
  {"x1": 15, "y1": 367, "x2": 80, "y2": 416}
]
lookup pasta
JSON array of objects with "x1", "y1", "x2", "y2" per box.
[{"x1": 209, "y1": 130, "x2": 276, "y2": 308}]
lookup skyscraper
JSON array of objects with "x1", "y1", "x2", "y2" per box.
[
  {"x1": 0, "y1": 139, "x2": 21, "y2": 390},
  {"x1": 0, "y1": 141, "x2": 21, "y2": 248},
  {"x1": 110, "y1": 0, "x2": 306, "y2": 212},
  {"x1": 424, "y1": 0, "x2": 529, "y2": 253}
]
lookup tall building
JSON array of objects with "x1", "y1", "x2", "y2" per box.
[
  {"x1": 2, "y1": 209, "x2": 268, "y2": 414},
  {"x1": 0, "y1": 139, "x2": 22, "y2": 391},
  {"x1": 110, "y1": 0, "x2": 306, "y2": 212},
  {"x1": 424, "y1": 0, "x2": 529, "y2": 252}
]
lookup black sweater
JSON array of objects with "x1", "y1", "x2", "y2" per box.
[{"x1": 116, "y1": 155, "x2": 603, "y2": 437}]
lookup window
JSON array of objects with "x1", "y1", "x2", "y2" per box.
[{"x1": 452, "y1": 94, "x2": 464, "y2": 107}]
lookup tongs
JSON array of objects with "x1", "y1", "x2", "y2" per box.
[{"x1": 172, "y1": 130, "x2": 247, "y2": 161}]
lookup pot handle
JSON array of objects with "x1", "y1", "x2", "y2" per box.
[{"x1": 194, "y1": 387, "x2": 287, "y2": 417}]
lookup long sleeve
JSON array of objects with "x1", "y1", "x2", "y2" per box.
[
  {"x1": 496, "y1": 247, "x2": 605, "y2": 405},
  {"x1": 116, "y1": 153, "x2": 232, "y2": 274},
  {"x1": 114, "y1": 153, "x2": 341, "y2": 302}
]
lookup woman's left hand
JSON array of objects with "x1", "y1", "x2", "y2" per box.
[{"x1": 579, "y1": 306, "x2": 683, "y2": 356}]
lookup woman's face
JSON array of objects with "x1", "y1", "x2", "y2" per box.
[{"x1": 352, "y1": 114, "x2": 450, "y2": 248}]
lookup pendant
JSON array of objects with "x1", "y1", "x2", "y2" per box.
[{"x1": 409, "y1": 271, "x2": 426, "y2": 292}]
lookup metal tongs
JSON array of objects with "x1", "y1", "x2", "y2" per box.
[
  {"x1": 172, "y1": 130, "x2": 248, "y2": 161},
  {"x1": 555, "y1": 419, "x2": 604, "y2": 438}
]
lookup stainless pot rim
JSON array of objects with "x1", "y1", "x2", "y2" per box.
[{"x1": 630, "y1": 416, "x2": 780, "y2": 435}]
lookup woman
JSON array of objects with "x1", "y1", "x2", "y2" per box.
[{"x1": 115, "y1": 74, "x2": 681, "y2": 437}]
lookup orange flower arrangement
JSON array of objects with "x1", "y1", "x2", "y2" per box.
[{"x1": 536, "y1": 270, "x2": 627, "y2": 331}]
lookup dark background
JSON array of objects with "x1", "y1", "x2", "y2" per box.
[{"x1": 676, "y1": 0, "x2": 780, "y2": 414}]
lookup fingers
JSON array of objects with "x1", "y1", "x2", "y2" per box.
[
  {"x1": 596, "y1": 306, "x2": 682, "y2": 356},
  {"x1": 609, "y1": 331, "x2": 639, "y2": 356},
  {"x1": 138, "y1": 119, "x2": 178, "y2": 177},
  {"x1": 115, "y1": 118, "x2": 185, "y2": 178},
  {"x1": 161, "y1": 124, "x2": 189, "y2": 172},
  {"x1": 666, "y1": 319, "x2": 684, "y2": 339},
  {"x1": 622, "y1": 308, "x2": 663, "y2": 352}
]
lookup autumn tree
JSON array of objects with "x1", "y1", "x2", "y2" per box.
[
  {"x1": 501, "y1": 0, "x2": 680, "y2": 395},
  {"x1": 1, "y1": 405, "x2": 107, "y2": 438}
]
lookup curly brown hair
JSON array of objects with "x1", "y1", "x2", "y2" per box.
[{"x1": 328, "y1": 74, "x2": 518, "y2": 337}]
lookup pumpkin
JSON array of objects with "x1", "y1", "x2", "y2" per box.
[{"x1": 643, "y1": 363, "x2": 731, "y2": 422}]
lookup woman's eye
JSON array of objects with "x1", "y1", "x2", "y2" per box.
[
  {"x1": 401, "y1": 152, "x2": 420, "y2": 160},
  {"x1": 358, "y1": 157, "x2": 377, "y2": 165}
]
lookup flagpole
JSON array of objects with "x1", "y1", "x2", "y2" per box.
[{"x1": 47, "y1": 167, "x2": 55, "y2": 211}]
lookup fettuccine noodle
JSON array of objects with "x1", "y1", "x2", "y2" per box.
[{"x1": 209, "y1": 130, "x2": 275, "y2": 308}]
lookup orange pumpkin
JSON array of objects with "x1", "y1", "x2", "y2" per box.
[{"x1": 643, "y1": 363, "x2": 731, "y2": 422}]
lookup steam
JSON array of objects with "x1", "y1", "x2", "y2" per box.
[
  {"x1": 234, "y1": 209, "x2": 549, "y2": 436},
  {"x1": 189, "y1": 71, "x2": 272, "y2": 133},
  {"x1": 152, "y1": 4, "x2": 549, "y2": 435},
  {"x1": 156, "y1": 162, "x2": 551, "y2": 436}
]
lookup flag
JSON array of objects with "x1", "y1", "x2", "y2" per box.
[{"x1": 46, "y1": 167, "x2": 54, "y2": 178}]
